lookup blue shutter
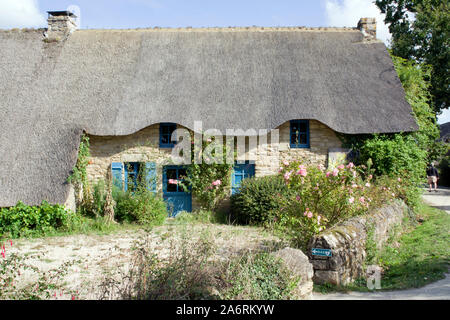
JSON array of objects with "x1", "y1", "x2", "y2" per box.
[
  {"x1": 145, "y1": 162, "x2": 157, "y2": 193},
  {"x1": 111, "y1": 162, "x2": 124, "y2": 191},
  {"x1": 232, "y1": 162, "x2": 255, "y2": 195}
]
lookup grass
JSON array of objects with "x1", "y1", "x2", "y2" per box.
[
  {"x1": 375, "y1": 202, "x2": 449, "y2": 290},
  {"x1": 0, "y1": 215, "x2": 142, "y2": 241},
  {"x1": 314, "y1": 201, "x2": 449, "y2": 293}
]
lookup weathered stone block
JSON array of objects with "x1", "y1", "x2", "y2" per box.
[{"x1": 314, "y1": 271, "x2": 340, "y2": 285}]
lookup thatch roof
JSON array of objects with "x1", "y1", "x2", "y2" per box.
[{"x1": 0, "y1": 27, "x2": 418, "y2": 207}]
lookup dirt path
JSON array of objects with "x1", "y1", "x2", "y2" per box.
[
  {"x1": 313, "y1": 274, "x2": 450, "y2": 300},
  {"x1": 313, "y1": 189, "x2": 450, "y2": 300},
  {"x1": 422, "y1": 187, "x2": 450, "y2": 214},
  {"x1": 4, "y1": 223, "x2": 282, "y2": 300}
]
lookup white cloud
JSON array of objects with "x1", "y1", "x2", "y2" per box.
[
  {"x1": 324, "y1": 0, "x2": 391, "y2": 45},
  {"x1": 438, "y1": 109, "x2": 450, "y2": 125},
  {"x1": 0, "y1": 0, "x2": 46, "y2": 29}
]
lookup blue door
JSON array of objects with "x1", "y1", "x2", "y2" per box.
[
  {"x1": 163, "y1": 166, "x2": 192, "y2": 217},
  {"x1": 232, "y1": 162, "x2": 256, "y2": 195}
]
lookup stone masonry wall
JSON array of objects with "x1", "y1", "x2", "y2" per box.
[
  {"x1": 247, "y1": 120, "x2": 342, "y2": 177},
  {"x1": 85, "y1": 120, "x2": 342, "y2": 210},
  {"x1": 307, "y1": 200, "x2": 407, "y2": 286}
]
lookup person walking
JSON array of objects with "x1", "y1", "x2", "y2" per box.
[{"x1": 426, "y1": 163, "x2": 439, "y2": 192}]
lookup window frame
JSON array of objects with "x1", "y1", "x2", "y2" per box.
[
  {"x1": 163, "y1": 165, "x2": 189, "y2": 195},
  {"x1": 159, "y1": 123, "x2": 177, "y2": 148},
  {"x1": 231, "y1": 161, "x2": 256, "y2": 195},
  {"x1": 124, "y1": 162, "x2": 140, "y2": 192},
  {"x1": 290, "y1": 120, "x2": 310, "y2": 149}
]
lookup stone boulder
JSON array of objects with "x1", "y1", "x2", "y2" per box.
[{"x1": 271, "y1": 247, "x2": 314, "y2": 300}]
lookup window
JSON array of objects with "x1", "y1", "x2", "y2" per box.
[
  {"x1": 159, "y1": 123, "x2": 177, "y2": 148},
  {"x1": 125, "y1": 162, "x2": 141, "y2": 192},
  {"x1": 231, "y1": 161, "x2": 255, "y2": 195},
  {"x1": 163, "y1": 166, "x2": 188, "y2": 194},
  {"x1": 290, "y1": 120, "x2": 310, "y2": 148},
  {"x1": 111, "y1": 162, "x2": 157, "y2": 192}
]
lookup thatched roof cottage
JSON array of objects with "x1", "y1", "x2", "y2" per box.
[{"x1": 0, "y1": 12, "x2": 418, "y2": 215}]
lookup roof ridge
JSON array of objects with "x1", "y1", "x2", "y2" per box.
[
  {"x1": 0, "y1": 26, "x2": 361, "y2": 33},
  {"x1": 79, "y1": 26, "x2": 360, "y2": 32}
]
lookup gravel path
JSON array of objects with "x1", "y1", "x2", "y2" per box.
[
  {"x1": 313, "y1": 189, "x2": 450, "y2": 300},
  {"x1": 422, "y1": 187, "x2": 450, "y2": 214}
]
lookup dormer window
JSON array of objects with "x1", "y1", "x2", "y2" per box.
[{"x1": 290, "y1": 120, "x2": 310, "y2": 148}]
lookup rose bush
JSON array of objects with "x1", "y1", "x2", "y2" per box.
[{"x1": 275, "y1": 161, "x2": 402, "y2": 249}]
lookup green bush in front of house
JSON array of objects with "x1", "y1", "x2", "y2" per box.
[
  {"x1": 0, "y1": 201, "x2": 70, "y2": 238},
  {"x1": 113, "y1": 187, "x2": 167, "y2": 226},
  {"x1": 230, "y1": 175, "x2": 292, "y2": 225}
]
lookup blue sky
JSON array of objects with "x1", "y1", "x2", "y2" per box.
[
  {"x1": 30, "y1": 0, "x2": 330, "y2": 29},
  {"x1": 1, "y1": 0, "x2": 448, "y2": 122}
]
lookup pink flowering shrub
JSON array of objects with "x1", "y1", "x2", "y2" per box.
[{"x1": 276, "y1": 161, "x2": 401, "y2": 249}]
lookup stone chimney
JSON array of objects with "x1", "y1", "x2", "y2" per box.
[
  {"x1": 46, "y1": 11, "x2": 77, "y2": 41},
  {"x1": 357, "y1": 18, "x2": 377, "y2": 40}
]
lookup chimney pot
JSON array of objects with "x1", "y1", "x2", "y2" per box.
[
  {"x1": 46, "y1": 11, "x2": 77, "y2": 41},
  {"x1": 357, "y1": 17, "x2": 377, "y2": 40}
]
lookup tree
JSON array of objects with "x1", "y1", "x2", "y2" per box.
[{"x1": 376, "y1": 0, "x2": 449, "y2": 113}]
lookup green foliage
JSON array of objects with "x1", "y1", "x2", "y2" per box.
[
  {"x1": 358, "y1": 135, "x2": 427, "y2": 183},
  {"x1": 230, "y1": 175, "x2": 292, "y2": 225},
  {"x1": 113, "y1": 187, "x2": 167, "y2": 226},
  {"x1": 220, "y1": 252, "x2": 299, "y2": 300},
  {"x1": 78, "y1": 179, "x2": 107, "y2": 218},
  {"x1": 183, "y1": 134, "x2": 234, "y2": 211},
  {"x1": 0, "y1": 201, "x2": 70, "y2": 238},
  {"x1": 391, "y1": 55, "x2": 443, "y2": 162},
  {"x1": 364, "y1": 220, "x2": 378, "y2": 266},
  {"x1": 67, "y1": 135, "x2": 91, "y2": 203},
  {"x1": 375, "y1": 0, "x2": 449, "y2": 112},
  {"x1": 63, "y1": 213, "x2": 124, "y2": 235}
]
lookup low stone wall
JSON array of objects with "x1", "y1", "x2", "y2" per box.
[
  {"x1": 271, "y1": 247, "x2": 314, "y2": 299},
  {"x1": 307, "y1": 200, "x2": 407, "y2": 286}
]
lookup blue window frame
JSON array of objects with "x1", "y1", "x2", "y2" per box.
[
  {"x1": 290, "y1": 120, "x2": 310, "y2": 148},
  {"x1": 159, "y1": 123, "x2": 177, "y2": 148},
  {"x1": 232, "y1": 161, "x2": 256, "y2": 195},
  {"x1": 112, "y1": 162, "x2": 157, "y2": 192},
  {"x1": 124, "y1": 162, "x2": 140, "y2": 192},
  {"x1": 162, "y1": 166, "x2": 188, "y2": 194}
]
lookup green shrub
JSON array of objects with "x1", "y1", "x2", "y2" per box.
[
  {"x1": 184, "y1": 135, "x2": 234, "y2": 211},
  {"x1": 0, "y1": 201, "x2": 70, "y2": 238},
  {"x1": 230, "y1": 175, "x2": 291, "y2": 225},
  {"x1": 220, "y1": 252, "x2": 298, "y2": 300},
  {"x1": 357, "y1": 135, "x2": 427, "y2": 187},
  {"x1": 78, "y1": 179, "x2": 107, "y2": 218},
  {"x1": 113, "y1": 188, "x2": 167, "y2": 226}
]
